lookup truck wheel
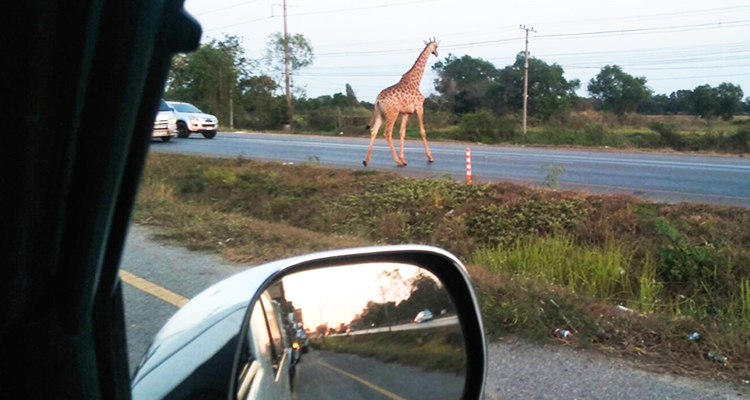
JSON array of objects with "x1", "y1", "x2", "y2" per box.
[
  {"x1": 202, "y1": 130, "x2": 217, "y2": 139},
  {"x1": 177, "y1": 122, "x2": 190, "y2": 138},
  {"x1": 160, "y1": 136, "x2": 171, "y2": 142}
]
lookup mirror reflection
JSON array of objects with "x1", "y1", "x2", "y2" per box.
[{"x1": 238, "y1": 263, "x2": 465, "y2": 400}]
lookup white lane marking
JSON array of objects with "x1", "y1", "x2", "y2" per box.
[{"x1": 216, "y1": 136, "x2": 750, "y2": 172}]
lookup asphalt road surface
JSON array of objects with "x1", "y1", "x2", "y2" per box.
[
  {"x1": 122, "y1": 226, "x2": 748, "y2": 399},
  {"x1": 329, "y1": 316, "x2": 459, "y2": 337},
  {"x1": 294, "y1": 350, "x2": 464, "y2": 400},
  {"x1": 151, "y1": 132, "x2": 750, "y2": 207}
]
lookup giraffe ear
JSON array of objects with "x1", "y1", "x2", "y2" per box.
[
  {"x1": 435, "y1": 40, "x2": 441, "y2": 46},
  {"x1": 424, "y1": 40, "x2": 429, "y2": 45}
]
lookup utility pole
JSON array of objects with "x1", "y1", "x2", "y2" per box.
[
  {"x1": 283, "y1": 0, "x2": 293, "y2": 128},
  {"x1": 520, "y1": 25, "x2": 536, "y2": 139},
  {"x1": 318, "y1": 288, "x2": 325, "y2": 345}
]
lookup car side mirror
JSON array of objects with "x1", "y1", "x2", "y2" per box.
[{"x1": 131, "y1": 246, "x2": 487, "y2": 400}]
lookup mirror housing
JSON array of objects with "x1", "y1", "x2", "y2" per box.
[{"x1": 131, "y1": 246, "x2": 487, "y2": 400}]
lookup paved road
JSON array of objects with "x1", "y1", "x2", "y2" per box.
[
  {"x1": 122, "y1": 226, "x2": 748, "y2": 398},
  {"x1": 151, "y1": 132, "x2": 750, "y2": 207},
  {"x1": 294, "y1": 350, "x2": 463, "y2": 400},
  {"x1": 329, "y1": 316, "x2": 458, "y2": 337}
]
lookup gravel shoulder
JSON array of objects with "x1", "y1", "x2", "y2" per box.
[{"x1": 484, "y1": 340, "x2": 748, "y2": 399}]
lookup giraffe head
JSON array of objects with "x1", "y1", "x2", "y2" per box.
[{"x1": 423, "y1": 38, "x2": 441, "y2": 57}]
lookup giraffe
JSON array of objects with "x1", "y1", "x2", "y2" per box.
[{"x1": 363, "y1": 39, "x2": 440, "y2": 167}]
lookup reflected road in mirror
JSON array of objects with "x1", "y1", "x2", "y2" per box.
[
  {"x1": 277, "y1": 263, "x2": 466, "y2": 400},
  {"x1": 295, "y1": 349, "x2": 464, "y2": 400}
]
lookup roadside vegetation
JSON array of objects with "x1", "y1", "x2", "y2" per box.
[
  {"x1": 309, "y1": 326, "x2": 466, "y2": 374},
  {"x1": 135, "y1": 153, "x2": 750, "y2": 382}
]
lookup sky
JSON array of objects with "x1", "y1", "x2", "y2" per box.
[
  {"x1": 280, "y1": 263, "x2": 431, "y2": 330},
  {"x1": 184, "y1": 0, "x2": 750, "y2": 101}
]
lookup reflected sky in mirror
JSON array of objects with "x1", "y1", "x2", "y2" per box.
[{"x1": 281, "y1": 263, "x2": 428, "y2": 331}]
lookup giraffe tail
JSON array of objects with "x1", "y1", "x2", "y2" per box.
[{"x1": 365, "y1": 101, "x2": 383, "y2": 131}]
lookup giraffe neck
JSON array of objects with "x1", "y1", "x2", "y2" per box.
[{"x1": 400, "y1": 45, "x2": 432, "y2": 88}]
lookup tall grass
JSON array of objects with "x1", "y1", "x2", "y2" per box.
[
  {"x1": 473, "y1": 236, "x2": 635, "y2": 302},
  {"x1": 742, "y1": 279, "x2": 750, "y2": 328},
  {"x1": 637, "y1": 255, "x2": 662, "y2": 313}
]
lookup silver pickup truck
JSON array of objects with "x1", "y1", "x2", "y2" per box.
[
  {"x1": 152, "y1": 100, "x2": 177, "y2": 142},
  {"x1": 166, "y1": 101, "x2": 218, "y2": 139}
]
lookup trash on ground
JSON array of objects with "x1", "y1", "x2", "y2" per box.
[
  {"x1": 554, "y1": 328, "x2": 572, "y2": 339},
  {"x1": 686, "y1": 332, "x2": 700, "y2": 341},
  {"x1": 707, "y1": 351, "x2": 727, "y2": 364},
  {"x1": 615, "y1": 305, "x2": 634, "y2": 313}
]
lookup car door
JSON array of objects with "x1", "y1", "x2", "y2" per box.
[{"x1": 237, "y1": 292, "x2": 291, "y2": 400}]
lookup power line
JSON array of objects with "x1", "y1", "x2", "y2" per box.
[
  {"x1": 204, "y1": 15, "x2": 276, "y2": 32},
  {"x1": 648, "y1": 73, "x2": 750, "y2": 81},
  {"x1": 285, "y1": 0, "x2": 442, "y2": 17},
  {"x1": 193, "y1": 0, "x2": 262, "y2": 16},
  {"x1": 535, "y1": 20, "x2": 750, "y2": 40},
  {"x1": 310, "y1": 21, "x2": 750, "y2": 59},
  {"x1": 204, "y1": 0, "x2": 442, "y2": 32},
  {"x1": 534, "y1": 5, "x2": 750, "y2": 28},
  {"x1": 564, "y1": 63, "x2": 750, "y2": 71}
]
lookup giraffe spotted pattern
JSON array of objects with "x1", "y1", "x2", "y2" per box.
[{"x1": 364, "y1": 39, "x2": 440, "y2": 167}]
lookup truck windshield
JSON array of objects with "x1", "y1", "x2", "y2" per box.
[{"x1": 172, "y1": 103, "x2": 202, "y2": 113}]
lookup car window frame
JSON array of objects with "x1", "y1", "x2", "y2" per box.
[{"x1": 259, "y1": 295, "x2": 286, "y2": 379}]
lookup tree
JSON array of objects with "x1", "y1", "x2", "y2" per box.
[
  {"x1": 264, "y1": 32, "x2": 314, "y2": 124},
  {"x1": 665, "y1": 90, "x2": 692, "y2": 114},
  {"x1": 432, "y1": 53, "x2": 579, "y2": 119},
  {"x1": 264, "y1": 32, "x2": 314, "y2": 75},
  {"x1": 496, "y1": 53, "x2": 580, "y2": 120},
  {"x1": 432, "y1": 54, "x2": 500, "y2": 114},
  {"x1": 165, "y1": 35, "x2": 251, "y2": 128},
  {"x1": 637, "y1": 94, "x2": 669, "y2": 115},
  {"x1": 689, "y1": 84, "x2": 719, "y2": 119},
  {"x1": 588, "y1": 65, "x2": 651, "y2": 116},
  {"x1": 689, "y1": 83, "x2": 744, "y2": 120},
  {"x1": 714, "y1": 83, "x2": 744, "y2": 121},
  {"x1": 744, "y1": 97, "x2": 750, "y2": 115},
  {"x1": 236, "y1": 75, "x2": 285, "y2": 129}
]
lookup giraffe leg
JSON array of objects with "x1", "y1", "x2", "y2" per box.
[
  {"x1": 398, "y1": 113, "x2": 409, "y2": 166},
  {"x1": 383, "y1": 114, "x2": 404, "y2": 167},
  {"x1": 363, "y1": 110, "x2": 383, "y2": 166},
  {"x1": 417, "y1": 109, "x2": 434, "y2": 162}
]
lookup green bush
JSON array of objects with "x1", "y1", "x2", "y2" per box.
[
  {"x1": 467, "y1": 198, "x2": 588, "y2": 248},
  {"x1": 724, "y1": 127, "x2": 750, "y2": 152},
  {"x1": 456, "y1": 110, "x2": 518, "y2": 143},
  {"x1": 306, "y1": 108, "x2": 339, "y2": 131},
  {"x1": 649, "y1": 122, "x2": 685, "y2": 150},
  {"x1": 655, "y1": 218, "x2": 717, "y2": 289}
]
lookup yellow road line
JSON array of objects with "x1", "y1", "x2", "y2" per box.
[
  {"x1": 119, "y1": 269, "x2": 189, "y2": 308},
  {"x1": 315, "y1": 359, "x2": 408, "y2": 400}
]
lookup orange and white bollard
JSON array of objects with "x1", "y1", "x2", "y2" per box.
[{"x1": 466, "y1": 147, "x2": 472, "y2": 184}]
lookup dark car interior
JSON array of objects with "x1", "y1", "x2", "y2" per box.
[{"x1": 4, "y1": 0, "x2": 200, "y2": 397}]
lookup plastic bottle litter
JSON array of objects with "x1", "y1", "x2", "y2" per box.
[
  {"x1": 686, "y1": 332, "x2": 700, "y2": 341},
  {"x1": 615, "y1": 305, "x2": 634, "y2": 313},
  {"x1": 707, "y1": 351, "x2": 727, "y2": 364},
  {"x1": 554, "y1": 329, "x2": 572, "y2": 339}
]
